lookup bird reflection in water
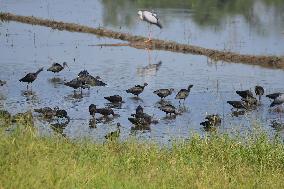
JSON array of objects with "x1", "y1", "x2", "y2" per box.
[
  {"x1": 137, "y1": 45, "x2": 162, "y2": 76},
  {"x1": 89, "y1": 114, "x2": 119, "y2": 128},
  {"x1": 48, "y1": 77, "x2": 65, "y2": 88},
  {"x1": 137, "y1": 61, "x2": 162, "y2": 76},
  {"x1": 130, "y1": 124, "x2": 151, "y2": 134},
  {"x1": 65, "y1": 90, "x2": 90, "y2": 102},
  {"x1": 21, "y1": 90, "x2": 39, "y2": 104},
  {"x1": 105, "y1": 102, "x2": 123, "y2": 109}
]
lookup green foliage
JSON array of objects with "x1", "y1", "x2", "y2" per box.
[{"x1": 0, "y1": 124, "x2": 284, "y2": 188}]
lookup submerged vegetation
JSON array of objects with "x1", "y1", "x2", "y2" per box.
[{"x1": 1, "y1": 113, "x2": 284, "y2": 188}]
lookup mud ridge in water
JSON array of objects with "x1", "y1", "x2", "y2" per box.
[{"x1": 1, "y1": 12, "x2": 283, "y2": 69}]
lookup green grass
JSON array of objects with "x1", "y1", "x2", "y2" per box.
[{"x1": 0, "y1": 116, "x2": 284, "y2": 188}]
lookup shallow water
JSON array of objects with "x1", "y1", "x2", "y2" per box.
[{"x1": 0, "y1": 0, "x2": 284, "y2": 143}]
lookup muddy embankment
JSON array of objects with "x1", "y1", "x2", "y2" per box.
[{"x1": 1, "y1": 12, "x2": 284, "y2": 69}]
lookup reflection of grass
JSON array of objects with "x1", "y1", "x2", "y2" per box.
[
  {"x1": 1, "y1": 115, "x2": 284, "y2": 188},
  {"x1": 101, "y1": 0, "x2": 283, "y2": 28}
]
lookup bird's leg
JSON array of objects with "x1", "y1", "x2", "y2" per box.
[
  {"x1": 147, "y1": 48, "x2": 152, "y2": 64},
  {"x1": 149, "y1": 25, "x2": 152, "y2": 41},
  {"x1": 145, "y1": 24, "x2": 152, "y2": 43}
]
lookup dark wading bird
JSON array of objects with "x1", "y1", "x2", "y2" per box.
[
  {"x1": 241, "y1": 97, "x2": 258, "y2": 108},
  {"x1": 255, "y1": 86, "x2": 264, "y2": 101},
  {"x1": 47, "y1": 62, "x2": 69, "y2": 75},
  {"x1": 270, "y1": 94, "x2": 284, "y2": 107},
  {"x1": 105, "y1": 123, "x2": 121, "y2": 141},
  {"x1": 78, "y1": 70, "x2": 106, "y2": 86},
  {"x1": 200, "y1": 114, "x2": 221, "y2": 131},
  {"x1": 104, "y1": 95, "x2": 124, "y2": 104},
  {"x1": 236, "y1": 90, "x2": 254, "y2": 99},
  {"x1": 19, "y1": 67, "x2": 44, "y2": 90},
  {"x1": 128, "y1": 117, "x2": 151, "y2": 126},
  {"x1": 159, "y1": 104, "x2": 178, "y2": 116},
  {"x1": 34, "y1": 107, "x2": 69, "y2": 120},
  {"x1": 137, "y1": 10, "x2": 162, "y2": 42},
  {"x1": 236, "y1": 89, "x2": 258, "y2": 107},
  {"x1": 153, "y1": 88, "x2": 174, "y2": 100},
  {"x1": 128, "y1": 105, "x2": 156, "y2": 125},
  {"x1": 175, "y1": 85, "x2": 193, "y2": 103},
  {"x1": 227, "y1": 101, "x2": 248, "y2": 111},
  {"x1": 89, "y1": 104, "x2": 114, "y2": 117},
  {"x1": 266, "y1": 92, "x2": 283, "y2": 100},
  {"x1": 126, "y1": 83, "x2": 148, "y2": 97},
  {"x1": 64, "y1": 78, "x2": 89, "y2": 94}
]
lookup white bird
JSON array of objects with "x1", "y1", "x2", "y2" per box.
[{"x1": 137, "y1": 10, "x2": 162, "y2": 42}]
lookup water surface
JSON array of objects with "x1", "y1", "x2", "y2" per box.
[{"x1": 0, "y1": 0, "x2": 283, "y2": 143}]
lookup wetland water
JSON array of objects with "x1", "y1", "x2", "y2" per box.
[{"x1": 0, "y1": 0, "x2": 284, "y2": 142}]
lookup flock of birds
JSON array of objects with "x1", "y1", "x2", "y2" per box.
[
  {"x1": 0, "y1": 58, "x2": 283, "y2": 139},
  {"x1": 1, "y1": 10, "x2": 284, "y2": 139}
]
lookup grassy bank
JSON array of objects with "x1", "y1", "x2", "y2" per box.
[{"x1": 0, "y1": 122, "x2": 284, "y2": 188}]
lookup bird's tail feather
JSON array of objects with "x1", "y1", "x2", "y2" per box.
[
  {"x1": 270, "y1": 102, "x2": 277, "y2": 107},
  {"x1": 156, "y1": 21, "x2": 162, "y2": 29}
]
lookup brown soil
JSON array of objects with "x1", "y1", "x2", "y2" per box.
[{"x1": 1, "y1": 12, "x2": 284, "y2": 69}]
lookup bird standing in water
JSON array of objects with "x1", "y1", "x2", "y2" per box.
[
  {"x1": 236, "y1": 90, "x2": 254, "y2": 99},
  {"x1": 126, "y1": 83, "x2": 148, "y2": 97},
  {"x1": 175, "y1": 85, "x2": 193, "y2": 103},
  {"x1": 270, "y1": 94, "x2": 284, "y2": 107},
  {"x1": 64, "y1": 78, "x2": 88, "y2": 94},
  {"x1": 153, "y1": 88, "x2": 174, "y2": 100},
  {"x1": 19, "y1": 67, "x2": 44, "y2": 90},
  {"x1": 255, "y1": 86, "x2": 264, "y2": 101},
  {"x1": 128, "y1": 105, "x2": 154, "y2": 125},
  {"x1": 88, "y1": 104, "x2": 114, "y2": 117},
  {"x1": 159, "y1": 104, "x2": 178, "y2": 116},
  {"x1": 104, "y1": 95, "x2": 124, "y2": 104},
  {"x1": 266, "y1": 92, "x2": 283, "y2": 100},
  {"x1": 227, "y1": 101, "x2": 248, "y2": 111},
  {"x1": 137, "y1": 10, "x2": 162, "y2": 42},
  {"x1": 47, "y1": 62, "x2": 69, "y2": 75}
]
